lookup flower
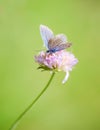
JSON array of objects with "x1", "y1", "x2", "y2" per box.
[{"x1": 34, "y1": 50, "x2": 78, "y2": 84}]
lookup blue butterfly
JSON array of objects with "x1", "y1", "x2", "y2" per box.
[{"x1": 40, "y1": 25, "x2": 72, "y2": 53}]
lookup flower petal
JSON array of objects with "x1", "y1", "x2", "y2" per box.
[{"x1": 62, "y1": 71, "x2": 69, "y2": 84}]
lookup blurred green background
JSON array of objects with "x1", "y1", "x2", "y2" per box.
[{"x1": 0, "y1": 0, "x2": 100, "y2": 130}]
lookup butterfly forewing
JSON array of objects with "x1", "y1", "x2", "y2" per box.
[
  {"x1": 40, "y1": 25, "x2": 54, "y2": 49},
  {"x1": 55, "y1": 34, "x2": 67, "y2": 42}
]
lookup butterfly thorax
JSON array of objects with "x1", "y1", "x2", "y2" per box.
[{"x1": 46, "y1": 49, "x2": 58, "y2": 53}]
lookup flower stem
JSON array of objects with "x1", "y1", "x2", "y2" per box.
[{"x1": 9, "y1": 72, "x2": 55, "y2": 130}]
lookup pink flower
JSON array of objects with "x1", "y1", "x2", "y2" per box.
[
  {"x1": 35, "y1": 50, "x2": 78, "y2": 83},
  {"x1": 34, "y1": 24, "x2": 78, "y2": 83}
]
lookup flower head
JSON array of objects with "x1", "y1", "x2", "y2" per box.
[
  {"x1": 35, "y1": 50, "x2": 78, "y2": 83},
  {"x1": 34, "y1": 25, "x2": 78, "y2": 83}
]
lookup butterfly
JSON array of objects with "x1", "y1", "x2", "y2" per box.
[{"x1": 40, "y1": 25, "x2": 72, "y2": 53}]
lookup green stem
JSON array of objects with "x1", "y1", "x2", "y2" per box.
[{"x1": 9, "y1": 72, "x2": 55, "y2": 130}]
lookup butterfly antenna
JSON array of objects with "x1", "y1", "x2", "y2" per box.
[{"x1": 33, "y1": 49, "x2": 45, "y2": 52}]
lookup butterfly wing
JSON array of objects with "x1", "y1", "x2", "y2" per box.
[
  {"x1": 40, "y1": 25, "x2": 54, "y2": 49},
  {"x1": 53, "y1": 42, "x2": 72, "y2": 51},
  {"x1": 55, "y1": 34, "x2": 67, "y2": 42},
  {"x1": 48, "y1": 34, "x2": 71, "y2": 51}
]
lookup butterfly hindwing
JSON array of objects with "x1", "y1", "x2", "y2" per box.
[
  {"x1": 48, "y1": 38, "x2": 62, "y2": 50},
  {"x1": 48, "y1": 34, "x2": 71, "y2": 51},
  {"x1": 53, "y1": 43, "x2": 72, "y2": 52}
]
